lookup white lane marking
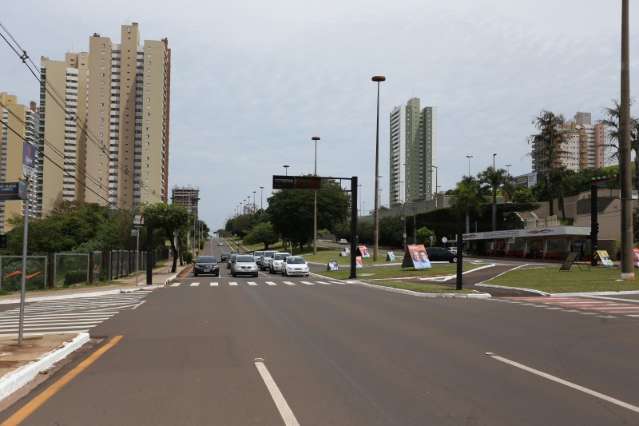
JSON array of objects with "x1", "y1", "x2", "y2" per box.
[
  {"x1": 316, "y1": 281, "x2": 332, "y2": 285},
  {"x1": 190, "y1": 282, "x2": 200, "y2": 287},
  {"x1": 131, "y1": 300, "x2": 145, "y2": 310},
  {"x1": 330, "y1": 281, "x2": 346, "y2": 285},
  {"x1": 170, "y1": 283, "x2": 181, "y2": 287},
  {"x1": 301, "y1": 281, "x2": 315, "y2": 286},
  {"x1": 486, "y1": 352, "x2": 639, "y2": 414},
  {"x1": 627, "y1": 314, "x2": 639, "y2": 318},
  {"x1": 254, "y1": 358, "x2": 300, "y2": 426},
  {"x1": 0, "y1": 312, "x2": 117, "y2": 319},
  {"x1": 283, "y1": 281, "x2": 296, "y2": 286},
  {"x1": 0, "y1": 318, "x2": 111, "y2": 327},
  {"x1": 248, "y1": 281, "x2": 258, "y2": 286},
  {"x1": 210, "y1": 282, "x2": 219, "y2": 287},
  {"x1": 229, "y1": 282, "x2": 238, "y2": 286},
  {"x1": 266, "y1": 281, "x2": 277, "y2": 286}
]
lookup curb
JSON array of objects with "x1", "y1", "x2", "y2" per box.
[
  {"x1": 0, "y1": 332, "x2": 90, "y2": 402},
  {"x1": 350, "y1": 280, "x2": 492, "y2": 299},
  {"x1": 475, "y1": 283, "x2": 550, "y2": 296}
]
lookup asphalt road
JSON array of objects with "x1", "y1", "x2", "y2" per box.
[{"x1": 3, "y1": 238, "x2": 639, "y2": 425}]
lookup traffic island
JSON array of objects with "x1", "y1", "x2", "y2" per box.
[
  {"x1": 0, "y1": 333, "x2": 89, "y2": 403},
  {"x1": 479, "y1": 265, "x2": 639, "y2": 295}
]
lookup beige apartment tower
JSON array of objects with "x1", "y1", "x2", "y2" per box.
[{"x1": 39, "y1": 23, "x2": 171, "y2": 215}]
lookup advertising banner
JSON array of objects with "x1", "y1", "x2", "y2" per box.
[
  {"x1": 596, "y1": 250, "x2": 614, "y2": 267},
  {"x1": 355, "y1": 256, "x2": 363, "y2": 269},
  {"x1": 327, "y1": 261, "x2": 339, "y2": 271},
  {"x1": 357, "y1": 245, "x2": 370, "y2": 259},
  {"x1": 386, "y1": 251, "x2": 396, "y2": 262},
  {"x1": 402, "y1": 244, "x2": 432, "y2": 270},
  {"x1": 22, "y1": 142, "x2": 36, "y2": 176},
  {"x1": 633, "y1": 248, "x2": 639, "y2": 268}
]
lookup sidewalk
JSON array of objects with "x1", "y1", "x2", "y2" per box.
[{"x1": 0, "y1": 262, "x2": 189, "y2": 304}]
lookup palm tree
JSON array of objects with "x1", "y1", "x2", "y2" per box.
[
  {"x1": 479, "y1": 167, "x2": 508, "y2": 231},
  {"x1": 529, "y1": 111, "x2": 567, "y2": 217},
  {"x1": 602, "y1": 100, "x2": 639, "y2": 188},
  {"x1": 501, "y1": 176, "x2": 517, "y2": 202},
  {"x1": 451, "y1": 176, "x2": 486, "y2": 233}
]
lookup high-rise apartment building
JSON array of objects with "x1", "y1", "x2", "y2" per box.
[
  {"x1": 389, "y1": 97, "x2": 437, "y2": 207},
  {"x1": 39, "y1": 22, "x2": 171, "y2": 215},
  {"x1": 171, "y1": 186, "x2": 199, "y2": 218},
  {"x1": 0, "y1": 93, "x2": 40, "y2": 233}
]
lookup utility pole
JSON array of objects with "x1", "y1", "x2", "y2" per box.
[
  {"x1": 259, "y1": 186, "x2": 264, "y2": 210},
  {"x1": 620, "y1": 0, "x2": 634, "y2": 280},
  {"x1": 431, "y1": 165, "x2": 438, "y2": 208},
  {"x1": 17, "y1": 177, "x2": 29, "y2": 345},
  {"x1": 312, "y1": 136, "x2": 320, "y2": 255},
  {"x1": 492, "y1": 153, "x2": 497, "y2": 231},
  {"x1": 371, "y1": 75, "x2": 386, "y2": 261},
  {"x1": 466, "y1": 155, "x2": 473, "y2": 177}
]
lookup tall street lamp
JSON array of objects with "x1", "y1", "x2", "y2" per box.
[
  {"x1": 431, "y1": 165, "x2": 438, "y2": 208},
  {"x1": 466, "y1": 155, "x2": 473, "y2": 177},
  {"x1": 505, "y1": 164, "x2": 512, "y2": 176},
  {"x1": 492, "y1": 153, "x2": 497, "y2": 169},
  {"x1": 252, "y1": 191, "x2": 257, "y2": 213},
  {"x1": 371, "y1": 75, "x2": 386, "y2": 261},
  {"x1": 283, "y1": 164, "x2": 290, "y2": 176},
  {"x1": 620, "y1": 0, "x2": 634, "y2": 279},
  {"x1": 312, "y1": 136, "x2": 321, "y2": 255},
  {"x1": 259, "y1": 186, "x2": 264, "y2": 210}
]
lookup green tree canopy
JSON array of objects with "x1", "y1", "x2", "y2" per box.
[
  {"x1": 244, "y1": 222, "x2": 279, "y2": 249},
  {"x1": 143, "y1": 203, "x2": 190, "y2": 273}
]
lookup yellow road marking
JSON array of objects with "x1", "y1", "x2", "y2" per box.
[{"x1": 1, "y1": 335, "x2": 123, "y2": 426}]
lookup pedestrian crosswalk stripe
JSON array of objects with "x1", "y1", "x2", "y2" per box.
[
  {"x1": 248, "y1": 281, "x2": 258, "y2": 286},
  {"x1": 170, "y1": 283, "x2": 180, "y2": 287},
  {"x1": 316, "y1": 281, "x2": 332, "y2": 285},
  {"x1": 229, "y1": 282, "x2": 238, "y2": 286},
  {"x1": 283, "y1": 281, "x2": 295, "y2": 286},
  {"x1": 210, "y1": 282, "x2": 218, "y2": 287},
  {"x1": 190, "y1": 282, "x2": 200, "y2": 287},
  {"x1": 266, "y1": 281, "x2": 277, "y2": 286},
  {"x1": 301, "y1": 281, "x2": 314, "y2": 286}
]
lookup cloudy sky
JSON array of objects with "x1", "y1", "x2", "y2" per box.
[{"x1": 2, "y1": 0, "x2": 638, "y2": 228}]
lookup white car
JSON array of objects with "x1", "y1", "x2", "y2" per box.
[
  {"x1": 269, "y1": 252, "x2": 291, "y2": 274},
  {"x1": 283, "y1": 256, "x2": 309, "y2": 277},
  {"x1": 231, "y1": 254, "x2": 259, "y2": 277}
]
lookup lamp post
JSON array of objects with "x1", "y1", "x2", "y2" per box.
[
  {"x1": 253, "y1": 191, "x2": 257, "y2": 213},
  {"x1": 311, "y1": 136, "x2": 321, "y2": 255},
  {"x1": 283, "y1": 164, "x2": 290, "y2": 176},
  {"x1": 466, "y1": 155, "x2": 473, "y2": 177},
  {"x1": 620, "y1": 0, "x2": 634, "y2": 280},
  {"x1": 371, "y1": 75, "x2": 386, "y2": 261},
  {"x1": 505, "y1": 164, "x2": 512, "y2": 176},
  {"x1": 492, "y1": 153, "x2": 497, "y2": 169},
  {"x1": 431, "y1": 165, "x2": 438, "y2": 208},
  {"x1": 259, "y1": 186, "x2": 264, "y2": 210}
]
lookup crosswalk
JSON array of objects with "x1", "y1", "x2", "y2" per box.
[
  {"x1": 0, "y1": 289, "x2": 153, "y2": 336},
  {"x1": 492, "y1": 296, "x2": 639, "y2": 319},
  {"x1": 166, "y1": 279, "x2": 346, "y2": 288}
]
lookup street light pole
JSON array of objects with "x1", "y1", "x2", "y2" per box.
[
  {"x1": 466, "y1": 155, "x2": 473, "y2": 177},
  {"x1": 17, "y1": 176, "x2": 29, "y2": 345},
  {"x1": 371, "y1": 75, "x2": 386, "y2": 262},
  {"x1": 312, "y1": 136, "x2": 320, "y2": 255},
  {"x1": 283, "y1": 164, "x2": 290, "y2": 176},
  {"x1": 620, "y1": 0, "x2": 634, "y2": 280},
  {"x1": 253, "y1": 191, "x2": 256, "y2": 213},
  {"x1": 431, "y1": 165, "x2": 438, "y2": 208},
  {"x1": 492, "y1": 153, "x2": 497, "y2": 170},
  {"x1": 259, "y1": 186, "x2": 264, "y2": 210},
  {"x1": 505, "y1": 164, "x2": 512, "y2": 176}
]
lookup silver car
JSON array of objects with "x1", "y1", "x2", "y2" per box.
[
  {"x1": 269, "y1": 252, "x2": 291, "y2": 274},
  {"x1": 231, "y1": 254, "x2": 259, "y2": 277}
]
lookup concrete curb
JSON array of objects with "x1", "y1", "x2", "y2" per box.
[
  {"x1": 0, "y1": 332, "x2": 90, "y2": 402},
  {"x1": 475, "y1": 283, "x2": 550, "y2": 296},
  {"x1": 350, "y1": 280, "x2": 492, "y2": 299}
]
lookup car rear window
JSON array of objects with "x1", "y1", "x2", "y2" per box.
[
  {"x1": 236, "y1": 255, "x2": 254, "y2": 262},
  {"x1": 287, "y1": 257, "x2": 305, "y2": 264},
  {"x1": 274, "y1": 253, "x2": 290, "y2": 260},
  {"x1": 196, "y1": 257, "x2": 217, "y2": 263}
]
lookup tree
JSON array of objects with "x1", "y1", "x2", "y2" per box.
[
  {"x1": 602, "y1": 100, "x2": 639, "y2": 188},
  {"x1": 268, "y1": 180, "x2": 349, "y2": 250},
  {"x1": 416, "y1": 226, "x2": 434, "y2": 246},
  {"x1": 512, "y1": 187, "x2": 536, "y2": 204},
  {"x1": 244, "y1": 222, "x2": 278, "y2": 249},
  {"x1": 143, "y1": 203, "x2": 190, "y2": 273},
  {"x1": 479, "y1": 167, "x2": 508, "y2": 231},
  {"x1": 451, "y1": 176, "x2": 486, "y2": 233},
  {"x1": 529, "y1": 111, "x2": 568, "y2": 216}
]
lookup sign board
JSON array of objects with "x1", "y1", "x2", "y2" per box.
[
  {"x1": 131, "y1": 229, "x2": 139, "y2": 237},
  {"x1": 272, "y1": 175, "x2": 321, "y2": 190},
  {"x1": 0, "y1": 182, "x2": 26, "y2": 201},
  {"x1": 633, "y1": 248, "x2": 639, "y2": 268},
  {"x1": 386, "y1": 251, "x2": 396, "y2": 262},
  {"x1": 355, "y1": 256, "x2": 363, "y2": 269},
  {"x1": 133, "y1": 214, "x2": 144, "y2": 227},
  {"x1": 402, "y1": 244, "x2": 432, "y2": 270},
  {"x1": 357, "y1": 245, "x2": 370, "y2": 258},
  {"x1": 327, "y1": 261, "x2": 339, "y2": 271},
  {"x1": 596, "y1": 250, "x2": 614, "y2": 267},
  {"x1": 559, "y1": 252, "x2": 578, "y2": 271},
  {"x1": 22, "y1": 142, "x2": 36, "y2": 176},
  {"x1": 441, "y1": 237, "x2": 448, "y2": 244},
  {"x1": 340, "y1": 247, "x2": 350, "y2": 257}
]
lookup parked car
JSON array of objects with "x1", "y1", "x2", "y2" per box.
[
  {"x1": 269, "y1": 252, "x2": 291, "y2": 274},
  {"x1": 282, "y1": 256, "x2": 309, "y2": 277},
  {"x1": 220, "y1": 252, "x2": 230, "y2": 262},
  {"x1": 258, "y1": 251, "x2": 276, "y2": 270},
  {"x1": 227, "y1": 253, "x2": 237, "y2": 269},
  {"x1": 426, "y1": 247, "x2": 457, "y2": 263},
  {"x1": 253, "y1": 251, "x2": 265, "y2": 263},
  {"x1": 193, "y1": 256, "x2": 219, "y2": 277},
  {"x1": 231, "y1": 254, "x2": 259, "y2": 277}
]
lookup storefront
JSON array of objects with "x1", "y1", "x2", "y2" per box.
[{"x1": 464, "y1": 227, "x2": 591, "y2": 260}]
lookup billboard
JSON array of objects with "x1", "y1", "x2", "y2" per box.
[
  {"x1": 22, "y1": 142, "x2": 36, "y2": 176},
  {"x1": 357, "y1": 245, "x2": 370, "y2": 259},
  {"x1": 402, "y1": 244, "x2": 432, "y2": 270}
]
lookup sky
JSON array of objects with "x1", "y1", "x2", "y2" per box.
[{"x1": 2, "y1": 0, "x2": 638, "y2": 229}]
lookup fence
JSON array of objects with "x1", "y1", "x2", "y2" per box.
[{"x1": 0, "y1": 247, "x2": 168, "y2": 292}]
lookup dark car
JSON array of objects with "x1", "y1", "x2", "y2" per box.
[
  {"x1": 193, "y1": 256, "x2": 219, "y2": 276},
  {"x1": 426, "y1": 247, "x2": 457, "y2": 263},
  {"x1": 220, "y1": 252, "x2": 230, "y2": 262}
]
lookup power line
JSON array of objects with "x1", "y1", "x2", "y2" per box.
[{"x1": 1, "y1": 118, "x2": 111, "y2": 205}]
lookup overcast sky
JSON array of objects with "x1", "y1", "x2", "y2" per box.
[{"x1": 2, "y1": 0, "x2": 638, "y2": 229}]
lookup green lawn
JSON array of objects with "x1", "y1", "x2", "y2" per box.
[
  {"x1": 296, "y1": 248, "x2": 398, "y2": 266},
  {"x1": 488, "y1": 265, "x2": 639, "y2": 293},
  {"x1": 372, "y1": 280, "x2": 475, "y2": 294},
  {"x1": 315, "y1": 264, "x2": 464, "y2": 280},
  {"x1": 240, "y1": 240, "x2": 285, "y2": 253}
]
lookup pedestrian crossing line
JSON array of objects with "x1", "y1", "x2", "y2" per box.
[
  {"x1": 229, "y1": 282, "x2": 238, "y2": 286},
  {"x1": 210, "y1": 282, "x2": 219, "y2": 287},
  {"x1": 301, "y1": 281, "x2": 315, "y2": 286},
  {"x1": 248, "y1": 281, "x2": 258, "y2": 286},
  {"x1": 170, "y1": 283, "x2": 180, "y2": 287},
  {"x1": 190, "y1": 282, "x2": 200, "y2": 287},
  {"x1": 0, "y1": 320, "x2": 106, "y2": 330},
  {"x1": 283, "y1": 281, "x2": 296, "y2": 286},
  {"x1": 0, "y1": 312, "x2": 117, "y2": 320},
  {"x1": 316, "y1": 281, "x2": 332, "y2": 285},
  {"x1": 265, "y1": 281, "x2": 277, "y2": 286}
]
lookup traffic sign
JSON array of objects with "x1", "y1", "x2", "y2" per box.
[
  {"x1": 0, "y1": 182, "x2": 26, "y2": 201},
  {"x1": 272, "y1": 175, "x2": 322, "y2": 190},
  {"x1": 441, "y1": 236, "x2": 448, "y2": 244}
]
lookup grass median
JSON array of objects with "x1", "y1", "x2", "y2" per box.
[
  {"x1": 487, "y1": 265, "x2": 639, "y2": 293},
  {"x1": 315, "y1": 263, "x2": 467, "y2": 280},
  {"x1": 371, "y1": 281, "x2": 475, "y2": 294}
]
